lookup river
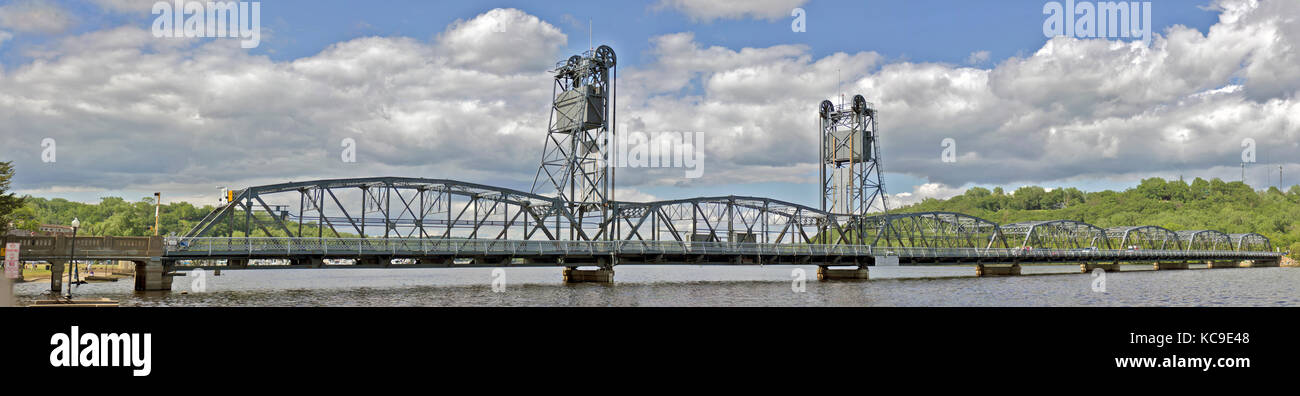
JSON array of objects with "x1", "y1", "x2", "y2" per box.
[{"x1": 11, "y1": 264, "x2": 1300, "y2": 306}]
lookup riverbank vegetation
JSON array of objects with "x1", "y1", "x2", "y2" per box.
[
  {"x1": 11, "y1": 196, "x2": 350, "y2": 238},
  {"x1": 893, "y1": 178, "x2": 1300, "y2": 259}
]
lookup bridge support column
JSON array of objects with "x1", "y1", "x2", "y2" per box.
[
  {"x1": 1240, "y1": 259, "x2": 1278, "y2": 268},
  {"x1": 133, "y1": 259, "x2": 174, "y2": 292},
  {"x1": 562, "y1": 267, "x2": 614, "y2": 283},
  {"x1": 48, "y1": 259, "x2": 64, "y2": 294},
  {"x1": 1081, "y1": 262, "x2": 1122, "y2": 273},
  {"x1": 1206, "y1": 260, "x2": 1240, "y2": 269},
  {"x1": 976, "y1": 263, "x2": 1021, "y2": 277},
  {"x1": 817, "y1": 266, "x2": 869, "y2": 281},
  {"x1": 1153, "y1": 262, "x2": 1189, "y2": 270}
]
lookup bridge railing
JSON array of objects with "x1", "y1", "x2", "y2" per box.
[
  {"x1": 877, "y1": 247, "x2": 1279, "y2": 260},
  {"x1": 2, "y1": 235, "x2": 161, "y2": 260},
  {"x1": 166, "y1": 237, "x2": 1281, "y2": 260},
  {"x1": 170, "y1": 237, "x2": 870, "y2": 256}
]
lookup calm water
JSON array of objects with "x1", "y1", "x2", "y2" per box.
[{"x1": 12, "y1": 264, "x2": 1300, "y2": 307}]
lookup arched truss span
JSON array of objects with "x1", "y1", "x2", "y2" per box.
[
  {"x1": 870, "y1": 211, "x2": 1007, "y2": 249},
  {"x1": 183, "y1": 177, "x2": 589, "y2": 241},
  {"x1": 1001, "y1": 220, "x2": 1112, "y2": 250},
  {"x1": 1230, "y1": 233, "x2": 1272, "y2": 252},
  {"x1": 608, "y1": 196, "x2": 851, "y2": 244},
  {"x1": 1106, "y1": 226, "x2": 1181, "y2": 250},
  {"x1": 182, "y1": 178, "x2": 1261, "y2": 255},
  {"x1": 1177, "y1": 230, "x2": 1232, "y2": 251}
]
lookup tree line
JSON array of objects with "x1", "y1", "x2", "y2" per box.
[
  {"x1": 894, "y1": 177, "x2": 1300, "y2": 257},
  {"x1": 0, "y1": 161, "x2": 340, "y2": 238},
  {"x1": 8, "y1": 196, "x2": 348, "y2": 238}
]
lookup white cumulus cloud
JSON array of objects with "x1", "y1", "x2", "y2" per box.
[
  {"x1": 656, "y1": 0, "x2": 809, "y2": 22},
  {"x1": 435, "y1": 8, "x2": 568, "y2": 75},
  {"x1": 3, "y1": 1, "x2": 1300, "y2": 208},
  {"x1": 0, "y1": 0, "x2": 73, "y2": 34}
]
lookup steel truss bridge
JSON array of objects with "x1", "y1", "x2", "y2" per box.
[
  {"x1": 165, "y1": 177, "x2": 1280, "y2": 268},
  {"x1": 9, "y1": 43, "x2": 1285, "y2": 295},
  {"x1": 161, "y1": 44, "x2": 1281, "y2": 272},
  {"x1": 131, "y1": 43, "x2": 1284, "y2": 285}
]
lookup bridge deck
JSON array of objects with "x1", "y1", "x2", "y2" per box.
[
  {"x1": 3, "y1": 235, "x2": 1279, "y2": 267},
  {"x1": 162, "y1": 237, "x2": 1281, "y2": 267}
]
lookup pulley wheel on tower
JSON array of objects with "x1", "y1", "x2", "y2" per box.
[
  {"x1": 852, "y1": 95, "x2": 868, "y2": 115},
  {"x1": 595, "y1": 45, "x2": 616, "y2": 68},
  {"x1": 819, "y1": 100, "x2": 835, "y2": 119}
]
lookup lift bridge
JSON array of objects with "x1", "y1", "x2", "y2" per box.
[{"x1": 11, "y1": 45, "x2": 1280, "y2": 291}]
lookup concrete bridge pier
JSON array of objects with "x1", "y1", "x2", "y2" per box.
[
  {"x1": 1241, "y1": 259, "x2": 1279, "y2": 268},
  {"x1": 562, "y1": 267, "x2": 614, "y2": 283},
  {"x1": 817, "y1": 265, "x2": 869, "y2": 281},
  {"x1": 976, "y1": 263, "x2": 1021, "y2": 277},
  {"x1": 48, "y1": 259, "x2": 65, "y2": 293},
  {"x1": 133, "y1": 258, "x2": 174, "y2": 291},
  {"x1": 1153, "y1": 261, "x2": 1189, "y2": 270},
  {"x1": 562, "y1": 257, "x2": 614, "y2": 283},
  {"x1": 1081, "y1": 262, "x2": 1122, "y2": 273},
  {"x1": 1207, "y1": 260, "x2": 1240, "y2": 269}
]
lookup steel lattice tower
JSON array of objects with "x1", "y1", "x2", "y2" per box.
[
  {"x1": 531, "y1": 45, "x2": 616, "y2": 240},
  {"x1": 819, "y1": 94, "x2": 888, "y2": 217}
]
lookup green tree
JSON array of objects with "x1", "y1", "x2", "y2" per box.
[
  {"x1": 0, "y1": 161, "x2": 25, "y2": 234},
  {"x1": 10, "y1": 206, "x2": 40, "y2": 231},
  {"x1": 1136, "y1": 178, "x2": 1169, "y2": 200},
  {"x1": 964, "y1": 187, "x2": 991, "y2": 198},
  {"x1": 1010, "y1": 186, "x2": 1046, "y2": 210}
]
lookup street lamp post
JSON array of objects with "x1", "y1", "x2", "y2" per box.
[
  {"x1": 66, "y1": 218, "x2": 80, "y2": 299},
  {"x1": 154, "y1": 192, "x2": 161, "y2": 236}
]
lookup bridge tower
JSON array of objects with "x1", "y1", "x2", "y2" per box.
[
  {"x1": 531, "y1": 45, "x2": 617, "y2": 241},
  {"x1": 819, "y1": 94, "x2": 888, "y2": 217}
]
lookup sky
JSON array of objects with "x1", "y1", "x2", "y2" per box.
[{"x1": 0, "y1": 0, "x2": 1297, "y2": 210}]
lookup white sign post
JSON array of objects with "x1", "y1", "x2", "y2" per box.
[{"x1": 4, "y1": 242, "x2": 20, "y2": 279}]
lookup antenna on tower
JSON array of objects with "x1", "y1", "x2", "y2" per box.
[{"x1": 837, "y1": 68, "x2": 843, "y2": 108}]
